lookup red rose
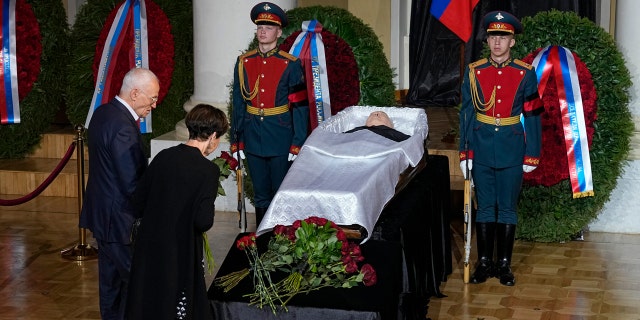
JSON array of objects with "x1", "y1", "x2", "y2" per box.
[
  {"x1": 236, "y1": 233, "x2": 256, "y2": 250},
  {"x1": 305, "y1": 216, "x2": 328, "y2": 227},
  {"x1": 360, "y1": 264, "x2": 377, "y2": 286},
  {"x1": 335, "y1": 228, "x2": 347, "y2": 243},
  {"x1": 273, "y1": 225, "x2": 287, "y2": 235},
  {"x1": 342, "y1": 256, "x2": 358, "y2": 273},
  {"x1": 220, "y1": 151, "x2": 239, "y2": 170}
]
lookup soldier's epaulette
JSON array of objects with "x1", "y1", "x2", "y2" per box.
[
  {"x1": 239, "y1": 49, "x2": 258, "y2": 60},
  {"x1": 514, "y1": 59, "x2": 533, "y2": 70},
  {"x1": 469, "y1": 58, "x2": 488, "y2": 69},
  {"x1": 279, "y1": 50, "x2": 299, "y2": 62}
]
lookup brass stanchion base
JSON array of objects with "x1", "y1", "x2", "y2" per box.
[{"x1": 61, "y1": 244, "x2": 98, "y2": 261}]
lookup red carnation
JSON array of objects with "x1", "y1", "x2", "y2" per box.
[
  {"x1": 521, "y1": 48, "x2": 597, "y2": 187},
  {"x1": 280, "y1": 29, "x2": 360, "y2": 115},
  {"x1": 360, "y1": 264, "x2": 377, "y2": 286}
]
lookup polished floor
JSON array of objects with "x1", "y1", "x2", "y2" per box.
[{"x1": 1, "y1": 194, "x2": 640, "y2": 319}]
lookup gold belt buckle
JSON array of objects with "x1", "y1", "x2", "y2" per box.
[
  {"x1": 259, "y1": 108, "x2": 264, "y2": 121},
  {"x1": 495, "y1": 118, "x2": 501, "y2": 126}
]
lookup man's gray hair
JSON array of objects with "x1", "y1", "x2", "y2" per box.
[{"x1": 120, "y1": 68, "x2": 159, "y2": 92}]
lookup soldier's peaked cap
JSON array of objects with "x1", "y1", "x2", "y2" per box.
[
  {"x1": 251, "y1": 2, "x2": 288, "y2": 28},
  {"x1": 483, "y1": 11, "x2": 522, "y2": 35}
]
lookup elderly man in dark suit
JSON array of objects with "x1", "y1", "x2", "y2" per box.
[{"x1": 80, "y1": 67, "x2": 159, "y2": 319}]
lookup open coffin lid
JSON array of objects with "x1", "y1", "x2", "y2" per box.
[{"x1": 256, "y1": 106, "x2": 429, "y2": 242}]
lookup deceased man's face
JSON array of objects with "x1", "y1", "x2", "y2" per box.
[{"x1": 366, "y1": 111, "x2": 394, "y2": 128}]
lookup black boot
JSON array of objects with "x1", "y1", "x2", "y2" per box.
[
  {"x1": 495, "y1": 223, "x2": 516, "y2": 286},
  {"x1": 470, "y1": 222, "x2": 495, "y2": 284},
  {"x1": 255, "y1": 207, "x2": 268, "y2": 227}
]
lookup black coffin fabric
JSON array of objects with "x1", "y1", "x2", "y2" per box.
[
  {"x1": 208, "y1": 154, "x2": 452, "y2": 320},
  {"x1": 375, "y1": 154, "x2": 452, "y2": 299},
  {"x1": 208, "y1": 233, "x2": 404, "y2": 320}
]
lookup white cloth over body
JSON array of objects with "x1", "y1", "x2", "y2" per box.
[{"x1": 257, "y1": 106, "x2": 428, "y2": 242}]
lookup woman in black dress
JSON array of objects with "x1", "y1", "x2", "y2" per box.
[{"x1": 126, "y1": 104, "x2": 229, "y2": 319}]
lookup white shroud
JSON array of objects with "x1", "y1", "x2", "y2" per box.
[{"x1": 256, "y1": 106, "x2": 429, "y2": 242}]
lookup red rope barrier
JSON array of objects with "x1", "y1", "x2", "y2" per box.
[{"x1": 0, "y1": 141, "x2": 78, "y2": 206}]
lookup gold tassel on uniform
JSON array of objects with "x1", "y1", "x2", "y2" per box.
[
  {"x1": 239, "y1": 58, "x2": 260, "y2": 101},
  {"x1": 469, "y1": 67, "x2": 496, "y2": 112}
]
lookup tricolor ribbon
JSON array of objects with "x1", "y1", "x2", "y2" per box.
[
  {"x1": 289, "y1": 20, "x2": 331, "y2": 130},
  {"x1": 85, "y1": 0, "x2": 151, "y2": 133},
  {"x1": 532, "y1": 45, "x2": 594, "y2": 198},
  {"x1": 0, "y1": 0, "x2": 20, "y2": 125}
]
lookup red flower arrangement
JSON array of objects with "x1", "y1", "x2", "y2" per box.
[
  {"x1": 279, "y1": 29, "x2": 360, "y2": 115},
  {"x1": 216, "y1": 216, "x2": 377, "y2": 314},
  {"x1": 521, "y1": 48, "x2": 597, "y2": 187},
  {"x1": 14, "y1": 0, "x2": 42, "y2": 100},
  {"x1": 93, "y1": 0, "x2": 174, "y2": 104}
]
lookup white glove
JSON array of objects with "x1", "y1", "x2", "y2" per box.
[
  {"x1": 523, "y1": 165, "x2": 537, "y2": 173},
  {"x1": 460, "y1": 159, "x2": 473, "y2": 180},
  {"x1": 232, "y1": 150, "x2": 245, "y2": 161},
  {"x1": 288, "y1": 153, "x2": 297, "y2": 161}
]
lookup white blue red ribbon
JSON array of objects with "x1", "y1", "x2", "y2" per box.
[
  {"x1": 0, "y1": 0, "x2": 20, "y2": 125},
  {"x1": 86, "y1": 0, "x2": 151, "y2": 133},
  {"x1": 289, "y1": 20, "x2": 331, "y2": 129},
  {"x1": 532, "y1": 45, "x2": 594, "y2": 198}
]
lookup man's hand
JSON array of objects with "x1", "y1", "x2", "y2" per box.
[
  {"x1": 460, "y1": 159, "x2": 473, "y2": 179},
  {"x1": 288, "y1": 153, "x2": 297, "y2": 161},
  {"x1": 233, "y1": 150, "x2": 245, "y2": 161},
  {"x1": 523, "y1": 165, "x2": 537, "y2": 173}
]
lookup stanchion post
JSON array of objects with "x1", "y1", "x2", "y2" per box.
[{"x1": 61, "y1": 125, "x2": 98, "y2": 261}]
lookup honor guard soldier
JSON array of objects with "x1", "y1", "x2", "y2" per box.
[
  {"x1": 458, "y1": 11, "x2": 544, "y2": 286},
  {"x1": 231, "y1": 2, "x2": 309, "y2": 226}
]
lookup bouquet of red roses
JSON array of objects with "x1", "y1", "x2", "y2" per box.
[
  {"x1": 214, "y1": 216, "x2": 377, "y2": 314},
  {"x1": 211, "y1": 151, "x2": 239, "y2": 196}
]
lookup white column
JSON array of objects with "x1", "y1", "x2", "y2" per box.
[
  {"x1": 175, "y1": 0, "x2": 296, "y2": 139},
  {"x1": 589, "y1": 0, "x2": 640, "y2": 233},
  {"x1": 152, "y1": 0, "x2": 295, "y2": 213}
]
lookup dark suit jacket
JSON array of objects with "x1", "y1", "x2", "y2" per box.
[{"x1": 79, "y1": 98, "x2": 148, "y2": 244}]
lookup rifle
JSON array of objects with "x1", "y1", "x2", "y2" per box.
[
  {"x1": 234, "y1": 131, "x2": 247, "y2": 232},
  {"x1": 461, "y1": 110, "x2": 474, "y2": 283},
  {"x1": 462, "y1": 147, "x2": 473, "y2": 283}
]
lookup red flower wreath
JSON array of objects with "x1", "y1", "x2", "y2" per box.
[
  {"x1": 280, "y1": 29, "x2": 360, "y2": 115},
  {"x1": 14, "y1": 0, "x2": 42, "y2": 100},
  {"x1": 93, "y1": 0, "x2": 174, "y2": 104},
  {"x1": 521, "y1": 48, "x2": 598, "y2": 186}
]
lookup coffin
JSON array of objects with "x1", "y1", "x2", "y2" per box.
[{"x1": 256, "y1": 106, "x2": 429, "y2": 242}]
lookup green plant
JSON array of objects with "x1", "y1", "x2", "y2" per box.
[{"x1": 509, "y1": 10, "x2": 633, "y2": 242}]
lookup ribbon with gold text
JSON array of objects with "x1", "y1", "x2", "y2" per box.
[
  {"x1": 0, "y1": 0, "x2": 20, "y2": 124},
  {"x1": 532, "y1": 45, "x2": 594, "y2": 198},
  {"x1": 289, "y1": 20, "x2": 331, "y2": 130}
]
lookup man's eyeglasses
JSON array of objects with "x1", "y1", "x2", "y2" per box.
[{"x1": 139, "y1": 90, "x2": 158, "y2": 104}]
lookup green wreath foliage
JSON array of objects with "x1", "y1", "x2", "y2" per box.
[
  {"x1": 66, "y1": 0, "x2": 193, "y2": 156},
  {"x1": 511, "y1": 10, "x2": 634, "y2": 242},
  {"x1": 232, "y1": 5, "x2": 396, "y2": 206},
  {"x1": 0, "y1": 0, "x2": 68, "y2": 158},
  {"x1": 282, "y1": 6, "x2": 396, "y2": 106}
]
